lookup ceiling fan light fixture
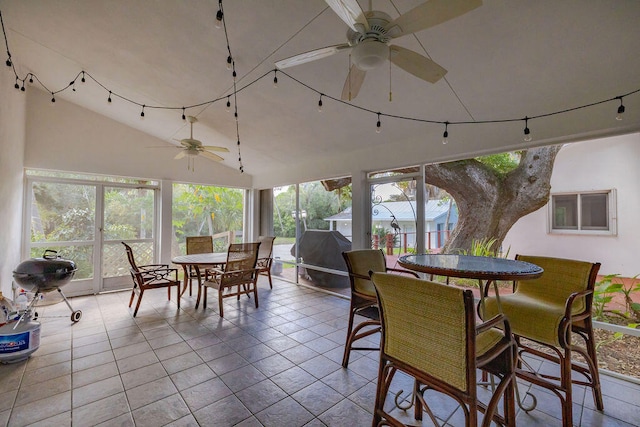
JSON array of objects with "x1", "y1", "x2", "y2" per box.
[{"x1": 352, "y1": 39, "x2": 389, "y2": 70}]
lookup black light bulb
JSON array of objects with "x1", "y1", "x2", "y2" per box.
[
  {"x1": 442, "y1": 122, "x2": 449, "y2": 144},
  {"x1": 226, "y1": 55, "x2": 232, "y2": 70},
  {"x1": 107, "y1": 91, "x2": 112, "y2": 103},
  {"x1": 5, "y1": 58, "x2": 11, "y2": 67},
  {"x1": 318, "y1": 97, "x2": 323, "y2": 112},
  {"x1": 140, "y1": 105, "x2": 145, "y2": 118},
  {"x1": 215, "y1": 10, "x2": 223, "y2": 28},
  {"x1": 182, "y1": 108, "x2": 186, "y2": 120},
  {"x1": 29, "y1": 75, "x2": 33, "y2": 83},
  {"x1": 14, "y1": 80, "x2": 19, "y2": 89}
]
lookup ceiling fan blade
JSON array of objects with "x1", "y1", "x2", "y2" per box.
[
  {"x1": 174, "y1": 151, "x2": 186, "y2": 160},
  {"x1": 275, "y1": 44, "x2": 350, "y2": 69},
  {"x1": 324, "y1": 0, "x2": 369, "y2": 32},
  {"x1": 389, "y1": 45, "x2": 447, "y2": 83},
  {"x1": 385, "y1": 0, "x2": 482, "y2": 38},
  {"x1": 200, "y1": 151, "x2": 224, "y2": 162},
  {"x1": 202, "y1": 146, "x2": 230, "y2": 153},
  {"x1": 341, "y1": 65, "x2": 366, "y2": 101}
]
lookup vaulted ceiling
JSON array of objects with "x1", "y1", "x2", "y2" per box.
[{"x1": 2, "y1": 0, "x2": 639, "y2": 185}]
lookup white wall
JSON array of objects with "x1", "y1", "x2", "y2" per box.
[
  {"x1": 503, "y1": 133, "x2": 640, "y2": 277},
  {"x1": 0, "y1": 68, "x2": 27, "y2": 299},
  {"x1": 25, "y1": 89, "x2": 252, "y2": 188}
]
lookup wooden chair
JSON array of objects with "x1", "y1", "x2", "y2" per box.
[
  {"x1": 122, "y1": 242, "x2": 180, "y2": 317},
  {"x1": 200, "y1": 242, "x2": 261, "y2": 317},
  {"x1": 481, "y1": 255, "x2": 602, "y2": 427},
  {"x1": 341, "y1": 249, "x2": 418, "y2": 368},
  {"x1": 185, "y1": 236, "x2": 214, "y2": 295},
  {"x1": 256, "y1": 236, "x2": 276, "y2": 288},
  {"x1": 371, "y1": 272, "x2": 517, "y2": 427}
]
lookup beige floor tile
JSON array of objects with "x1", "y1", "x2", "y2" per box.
[
  {"x1": 15, "y1": 374, "x2": 71, "y2": 407},
  {"x1": 72, "y1": 375, "x2": 124, "y2": 408},
  {"x1": 72, "y1": 392, "x2": 130, "y2": 426},
  {"x1": 126, "y1": 376, "x2": 177, "y2": 410},
  {"x1": 8, "y1": 391, "x2": 71, "y2": 427}
]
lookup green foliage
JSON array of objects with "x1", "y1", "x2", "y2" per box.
[
  {"x1": 456, "y1": 237, "x2": 508, "y2": 257},
  {"x1": 172, "y1": 184, "x2": 243, "y2": 243},
  {"x1": 273, "y1": 182, "x2": 352, "y2": 237},
  {"x1": 372, "y1": 227, "x2": 397, "y2": 247},
  {"x1": 475, "y1": 152, "x2": 520, "y2": 174},
  {"x1": 593, "y1": 273, "x2": 640, "y2": 330}
]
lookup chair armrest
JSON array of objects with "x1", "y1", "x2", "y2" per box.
[
  {"x1": 386, "y1": 267, "x2": 420, "y2": 278},
  {"x1": 139, "y1": 264, "x2": 169, "y2": 271},
  {"x1": 476, "y1": 313, "x2": 512, "y2": 338},
  {"x1": 138, "y1": 267, "x2": 178, "y2": 281},
  {"x1": 256, "y1": 258, "x2": 272, "y2": 269},
  {"x1": 564, "y1": 288, "x2": 593, "y2": 319}
]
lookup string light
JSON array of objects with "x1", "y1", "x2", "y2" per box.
[
  {"x1": 442, "y1": 122, "x2": 449, "y2": 144},
  {"x1": 1, "y1": 3, "x2": 639, "y2": 176},
  {"x1": 181, "y1": 107, "x2": 186, "y2": 120},
  {"x1": 616, "y1": 97, "x2": 625, "y2": 121},
  {"x1": 226, "y1": 96, "x2": 231, "y2": 112},
  {"x1": 523, "y1": 117, "x2": 532, "y2": 142},
  {"x1": 273, "y1": 70, "x2": 278, "y2": 87}
]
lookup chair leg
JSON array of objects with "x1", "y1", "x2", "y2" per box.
[
  {"x1": 203, "y1": 286, "x2": 208, "y2": 309},
  {"x1": 267, "y1": 270, "x2": 273, "y2": 289},
  {"x1": 583, "y1": 323, "x2": 604, "y2": 410},
  {"x1": 129, "y1": 289, "x2": 136, "y2": 307},
  {"x1": 133, "y1": 289, "x2": 144, "y2": 317},
  {"x1": 175, "y1": 283, "x2": 180, "y2": 309},
  {"x1": 561, "y1": 348, "x2": 573, "y2": 427},
  {"x1": 218, "y1": 287, "x2": 224, "y2": 317},
  {"x1": 342, "y1": 304, "x2": 357, "y2": 368},
  {"x1": 253, "y1": 282, "x2": 259, "y2": 308}
]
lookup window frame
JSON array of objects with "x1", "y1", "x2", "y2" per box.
[{"x1": 548, "y1": 189, "x2": 617, "y2": 236}]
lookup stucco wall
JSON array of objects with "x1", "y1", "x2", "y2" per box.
[
  {"x1": 503, "y1": 133, "x2": 640, "y2": 277},
  {"x1": 0, "y1": 67, "x2": 27, "y2": 299}
]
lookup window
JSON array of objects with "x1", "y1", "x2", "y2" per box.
[{"x1": 549, "y1": 190, "x2": 616, "y2": 234}]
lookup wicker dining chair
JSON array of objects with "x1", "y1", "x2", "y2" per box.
[
  {"x1": 256, "y1": 236, "x2": 276, "y2": 288},
  {"x1": 200, "y1": 242, "x2": 261, "y2": 317},
  {"x1": 371, "y1": 272, "x2": 517, "y2": 427},
  {"x1": 481, "y1": 254, "x2": 602, "y2": 427},
  {"x1": 185, "y1": 236, "x2": 215, "y2": 296},
  {"x1": 122, "y1": 242, "x2": 180, "y2": 317},
  {"x1": 341, "y1": 249, "x2": 418, "y2": 368}
]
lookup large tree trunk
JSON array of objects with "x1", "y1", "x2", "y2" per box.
[{"x1": 425, "y1": 145, "x2": 562, "y2": 253}]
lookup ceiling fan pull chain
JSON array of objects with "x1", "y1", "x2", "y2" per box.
[{"x1": 389, "y1": 47, "x2": 392, "y2": 102}]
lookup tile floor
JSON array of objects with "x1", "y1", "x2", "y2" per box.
[{"x1": 1, "y1": 277, "x2": 639, "y2": 427}]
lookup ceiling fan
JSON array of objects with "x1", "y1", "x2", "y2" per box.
[
  {"x1": 166, "y1": 116, "x2": 229, "y2": 170},
  {"x1": 275, "y1": 0, "x2": 482, "y2": 100}
]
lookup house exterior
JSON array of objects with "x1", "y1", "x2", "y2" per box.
[
  {"x1": 503, "y1": 132, "x2": 640, "y2": 278},
  {"x1": 325, "y1": 200, "x2": 458, "y2": 252}
]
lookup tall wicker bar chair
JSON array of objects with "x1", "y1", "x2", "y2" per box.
[
  {"x1": 371, "y1": 272, "x2": 516, "y2": 427},
  {"x1": 341, "y1": 249, "x2": 418, "y2": 368},
  {"x1": 481, "y1": 255, "x2": 602, "y2": 427}
]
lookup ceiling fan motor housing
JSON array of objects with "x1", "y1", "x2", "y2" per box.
[{"x1": 348, "y1": 11, "x2": 392, "y2": 70}]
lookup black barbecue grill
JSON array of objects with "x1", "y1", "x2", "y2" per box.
[{"x1": 12, "y1": 250, "x2": 82, "y2": 322}]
